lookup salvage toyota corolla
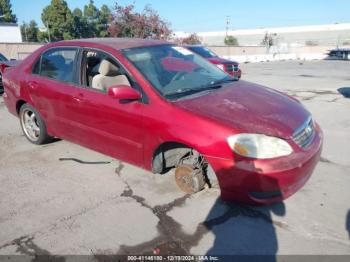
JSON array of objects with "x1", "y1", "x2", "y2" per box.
[{"x1": 1, "y1": 38, "x2": 323, "y2": 204}]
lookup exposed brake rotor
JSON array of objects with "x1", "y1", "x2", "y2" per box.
[{"x1": 174, "y1": 164, "x2": 205, "y2": 194}]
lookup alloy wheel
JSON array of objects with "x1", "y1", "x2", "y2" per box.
[{"x1": 20, "y1": 108, "x2": 41, "y2": 142}]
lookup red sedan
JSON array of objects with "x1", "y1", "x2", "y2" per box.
[
  {"x1": 0, "y1": 53, "x2": 8, "y2": 93},
  {"x1": 1, "y1": 38, "x2": 322, "y2": 204},
  {"x1": 185, "y1": 45, "x2": 242, "y2": 79}
]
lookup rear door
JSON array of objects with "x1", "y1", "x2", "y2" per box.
[{"x1": 28, "y1": 47, "x2": 83, "y2": 141}]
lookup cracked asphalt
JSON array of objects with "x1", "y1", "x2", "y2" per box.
[{"x1": 0, "y1": 60, "x2": 350, "y2": 258}]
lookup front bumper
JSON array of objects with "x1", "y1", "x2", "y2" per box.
[{"x1": 206, "y1": 124, "x2": 323, "y2": 205}]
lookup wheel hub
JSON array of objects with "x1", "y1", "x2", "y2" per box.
[
  {"x1": 174, "y1": 165, "x2": 205, "y2": 194},
  {"x1": 22, "y1": 109, "x2": 40, "y2": 141}
]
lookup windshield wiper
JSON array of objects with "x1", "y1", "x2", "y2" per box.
[
  {"x1": 212, "y1": 77, "x2": 236, "y2": 85},
  {"x1": 164, "y1": 84, "x2": 222, "y2": 99},
  {"x1": 163, "y1": 76, "x2": 236, "y2": 99}
]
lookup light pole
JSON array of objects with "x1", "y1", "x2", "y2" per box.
[
  {"x1": 45, "y1": 22, "x2": 51, "y2": 42},
  {"x1": 225, "y1": 16, "x2": 230, "y2": 37},
  {"x1": 23, "y1": 22, "x2": 28, "y2": 42}
]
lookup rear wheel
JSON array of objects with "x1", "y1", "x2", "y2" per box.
[{"x1": 19, "y1": 104, "x2": 52, "y2": 145}]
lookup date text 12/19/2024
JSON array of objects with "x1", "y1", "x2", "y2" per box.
[{"x1": 127, "y1": 255, "x2": 219, "y2": 261}]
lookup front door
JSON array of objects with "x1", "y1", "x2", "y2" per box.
[{"x1": 69, "y1": 49, "x2": 145, "y2": 165}]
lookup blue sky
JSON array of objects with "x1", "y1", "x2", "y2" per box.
[{"x1": 12, "y1": 0, "x2": 350, "y2": 32}]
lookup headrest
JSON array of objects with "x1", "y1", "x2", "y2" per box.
[
  {"x1": 98, "y1": 59, "x2": 119, "y2": 76},
  {"x1": 48, "y1": 55, "x2": 65, "y2": 66},
  {"x1": 87, "y1": 56, "x2": 100, "y2": 68}
]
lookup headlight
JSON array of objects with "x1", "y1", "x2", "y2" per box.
[
  {"x1": 216, "y1": 64, "x2": 225, "y2": 71},
  {"x1": 227, "y1": 134, "x2": 293, "y2": 159}
]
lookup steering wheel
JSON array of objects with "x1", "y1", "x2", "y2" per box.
[
  {"x1": 171, "y1": 66, "x2": 208, "y2": 82},
  {"x1": 171, "y1": 71, "x2": 187, "y2": 82}
]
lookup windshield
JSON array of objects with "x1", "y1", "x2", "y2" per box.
[
  {"x1": 186, "y1": 46, "x2": 217, "y2": 58},
  {"x1": 121, "y1": 45, "x2": 231, "y2": 100},
  {"x1": 0, "y1": 53, "x2": 7, "y2": 61}
]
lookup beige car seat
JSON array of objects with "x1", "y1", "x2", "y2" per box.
[{"x1": 92, "y1": 59, "x2": 131, "y2": 92}]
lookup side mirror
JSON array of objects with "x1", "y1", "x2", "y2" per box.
[{"x1": 108, "y1": 86, "x2": 141, "y2": 101}]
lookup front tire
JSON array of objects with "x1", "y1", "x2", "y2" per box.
[{"x1": 19, "y1": 104, "x2": 52, "y2": 145}]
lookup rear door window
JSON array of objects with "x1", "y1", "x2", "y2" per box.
[{"x1": 39, "y1": 48, "x2": 78, "y2": 83}]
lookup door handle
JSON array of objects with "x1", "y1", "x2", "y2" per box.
[
  {"x1": 72, "y1": 93, "x2": 84, "y2": 103},
  {"x1": 72, "y1": 96, "x2": 82, "y2": 102},
  {"x1": 28, "y1": 81, "x2": 38, "y2": 90}
]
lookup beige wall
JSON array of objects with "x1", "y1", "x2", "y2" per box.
[
  {"x1": 209, "y1": 46, "x2": 266, "y2": 56},
  {"x1": 0, "y1": 43, "x2": 43, "y2": 60},
  {"x1": 208, "y1": 45, "x2": 349, "y2": 57},
  {"x1": 1, "y1": 42, "x2": 349, "y2": 61}
]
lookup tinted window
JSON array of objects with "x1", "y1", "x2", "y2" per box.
[
  {"x1": 32, "y1": 57, "x2": 41, "y2": 75},
  {"x1": 187, "y1": 46, "x2": 217, "y2": 58},
  {"x1": 40, "y1": 48, "x2": 78, "y2": 83},
  {"x1": 0, "y1": 53, "x2": 7, "y2": 61}
]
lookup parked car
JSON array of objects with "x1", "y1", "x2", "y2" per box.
[
  {"x1": 185, "y1": 45, "x2": 242, "y2": 79},
  {"x1": 0, "y1": 38, "x2": 323, "y2": 204},
  {"x1": 326, "y1": 48, "x2": 350, "y2": 60},
  {"x1": 0, "y1": 53, "x2": 8, "y2": 93}
]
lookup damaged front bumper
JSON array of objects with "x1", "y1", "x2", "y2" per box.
[{"x1": 205, "y1": 124, "x2": 323, "y2": 205}]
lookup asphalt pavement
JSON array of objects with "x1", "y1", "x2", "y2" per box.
[{"x1": 0, "y1": 60, "x2": 349, "y2": 258}]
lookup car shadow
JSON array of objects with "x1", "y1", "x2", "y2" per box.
[
  {"x1": 337, "y1": 87, "x2": 350, "y2": 98},
  {"x1": 201, "y1": 162, "x2": 286, "y2": 261},
  {"x1": 203, "y1": 199, "x2": 285, "y2": 261},
  {"x1": 346, "y1": 210, "x2": 350, "y2": 240}
]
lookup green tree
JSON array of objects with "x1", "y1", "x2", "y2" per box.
[
  {"x1": 72, "y1": 7, "x2": 89, "y2": 38},
  {"x1": 97, "y1": 4, "x2": 111, "y2": 37},
  {"x1": 224, "y1": 35, "x2": 238, "y2": 46},
  {"x1": 21, "y1": 20, "x2": 39, "y2": 42},
  {"x1": 41, "y1": 0, "x2": 75, "y2": 41},
  {"x1": 109, "y1": 3, "x2": 171, "y2": 39},
  {"x1": 0, "y1": 0, "x2": 17, "y2": 23},
  {"x1": 182, "y1": 33, "x2": 201, "y2": 45},
  {"x1": 37, "y1": 30, "x2": 49, "y2": 43},
  {"x1": 83, "y1": 0, "x2": 99, "y2": 37}
]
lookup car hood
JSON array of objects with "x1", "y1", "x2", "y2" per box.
[
  {"x1": 207, "y1": 56, "x2": 238, "y2": 65},
  {"x1": 174, "y1": 80, "x2": 310, "y2": 138}
]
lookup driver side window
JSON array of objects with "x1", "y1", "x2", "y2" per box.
[{"x1": 82, "y1": 50, "x2": 131, "y2": 93}]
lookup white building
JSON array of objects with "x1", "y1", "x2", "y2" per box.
[
  {"x1": 0, "y1": 23, "x2": 22, "y2": 43},
  {"x1": 176, "y1": 23, "x2": 350, "y2": 46}
]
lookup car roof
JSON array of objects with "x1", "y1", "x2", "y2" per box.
[{"x1": 58, "y1": 38, "x2": 171, "y2": 50}]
